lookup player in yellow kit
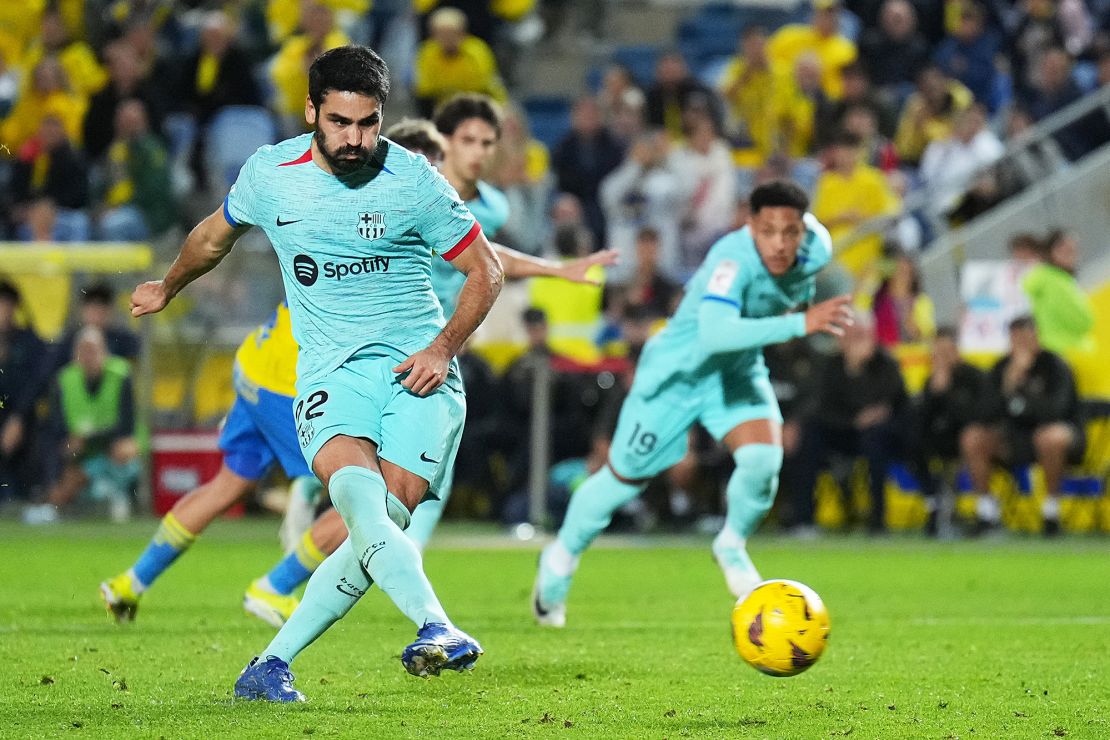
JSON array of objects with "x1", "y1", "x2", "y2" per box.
[{"x1": 100, "y1": 302, "x2": 336, "y2": 626}]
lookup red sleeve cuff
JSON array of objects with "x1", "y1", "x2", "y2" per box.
[{"x1": 441, "y1": 222, "x2": 481, "y2": 261}]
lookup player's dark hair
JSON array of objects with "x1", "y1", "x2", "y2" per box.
[
  {"x1": 384, "y1": 118, "x2": 446, "y2": 161},
  {"x1": 749, "y1": 180, "x2": 809, "y2": 215},
  {"x1": 308, "y1": 45, "x2": 390, "y2": 109},
  {"x1": 433, "y1": 93, "x2": 502, "y2": 138}
]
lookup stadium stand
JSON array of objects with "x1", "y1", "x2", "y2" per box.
[{"x1": 0, "y1": 0, "x2": 1107, "y2": 536}]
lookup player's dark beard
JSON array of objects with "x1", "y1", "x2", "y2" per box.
[{"x1": 314, "y1": 128, "x2": 374, "y2": 174}]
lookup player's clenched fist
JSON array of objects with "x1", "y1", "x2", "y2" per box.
[
  {"x1": 804, "y1": 295, "x2": 854, "y2": 337},
  {"x1": 394, "y1": 344, "x2": 452, "y2": 396},
  {"x1": 131, "y1": 280, "x2": 171, "y2": 317}
]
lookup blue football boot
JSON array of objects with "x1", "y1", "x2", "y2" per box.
[
  {"x1": 400, "y1": 622, "x2": 483, "y2": 677},
  {"x1": 233, "y1": 655, "x2": 306, "y2": 702}
]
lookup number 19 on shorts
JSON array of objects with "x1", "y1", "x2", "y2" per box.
[{"x1": 628, "y1": 422, "x2": 657, "y2": 456}]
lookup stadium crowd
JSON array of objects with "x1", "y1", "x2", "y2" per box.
[{"x1": 0, "y1": 0, "x2": 1107, "y2": 535}]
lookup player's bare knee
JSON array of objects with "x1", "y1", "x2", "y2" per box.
[
  {"x1": 380, "y1": 465, "x2": 428, "y2": 512},
  {"x1": 312, "y1": 435, "x2": 380, "y2": 485}
]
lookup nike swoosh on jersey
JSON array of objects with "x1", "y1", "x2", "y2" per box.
[
  {"x1": 420, "y1": 452, "x2": 440, "y2": 464},
  {"x1": 276, "y1": 217, "x2": 302, "y2": 226}
]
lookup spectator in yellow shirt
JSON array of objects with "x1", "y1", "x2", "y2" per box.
[
  {"x1": 718, "y1": 26, "x2": 776, "y2": 159},
  {"x1": 894, "y1": 64, "x2": 973, "y2": 164},
  {"x1": 0, "y1": 0, "x2": 44, "y2": 69},
  {"x1": 812, "y1": 130, "x2": 902, "y2": 278},
  {"x1": 267, "y1": 0, "x2": 369, "y2": 45},
  {"x1": 414, "y1": 7, "x2": 508, "y2": 118},
  {"x1": 270, "y1": 1, "x2": 349, "y2": 124},
  {"x1": 1, "y1": 57, "x2": 87, "y2": 152},
  {"x1": 21, "y1": 8, "x2": 107, "y2": 100},
  {"x1": 769, "y1": 52, "x2": 827, "y2": 158},
  {"x1": 767, "y1": 0, "x2": 857, "y2": 100}
]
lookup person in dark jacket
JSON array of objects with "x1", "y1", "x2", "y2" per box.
[
  {"x1": 551, "y1": 96, "x2": 625, "y2": 246},
  {"x1": 0, "y1": 281, "x2": 49, "y2": 501},
  {"x1": 11, "y1": 115, "x2": 90, "y2": 241},
  {"x1": 960, "y1": 316, "x2": 1083, "y2": 535},
  {"x1": 786, "y1": 312, "x2": 909, "y2": 533},
  {"x1": 82, "y1": 41, "x2": 166, "y2": 162},
  {"x1": 178, "y1": 12, "x2": 262, "y2": 126},
  {"x1": 644, "y1": 52, "x2": 723, "y2": 140},
  {"x1": 858, "y1": 0, "x2": 931, "y2": 93},
  {"x1": 910, "y1": 326, "x2": 987, "y2": 533}
]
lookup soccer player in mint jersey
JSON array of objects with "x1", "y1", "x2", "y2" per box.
[
  {"x1": 234, "y1": 119, "x2": 613, "y2": 626},
  {"x1": 532, "y1": 181, "x2": 855, "y2": 628},
  {"x1": 129, "y1": 46, "x2": 503, "y2": 701},
  {"x1": 98, "y1": 117, "x2": 614, "y2": 634},
  {"x1": 428, "y1": 94, "x2": 510, "y2": 321}
]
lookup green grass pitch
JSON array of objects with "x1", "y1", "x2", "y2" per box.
[{"x1": 1, "y1": 520, "x2": 1108, "y2": 738}]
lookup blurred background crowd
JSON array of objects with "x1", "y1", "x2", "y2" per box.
[{"x1": 1, "y1": 0, "x2": 1109, "y2": 537}]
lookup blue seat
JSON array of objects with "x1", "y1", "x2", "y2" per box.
[
  {"x1": 204, "y1": 106, "x2": 278, "y2": 188},
  {"x1": 522, "y1": 96, "x2": 572, "y2": 152},
  {"x1": 612, "y1": 45, "x2": 663, "y2": 88}
]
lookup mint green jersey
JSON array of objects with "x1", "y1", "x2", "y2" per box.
[
  {"x1": 224, "y1": 134, "x2": 480, "y2": 390},
  {"x1": 430, "y1": 180, "x2": 510, "y2": 319},
  {"x1": 632, "y1": 213, "x2": 832, "y2": 396}
]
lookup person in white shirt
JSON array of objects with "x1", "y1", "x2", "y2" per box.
[
  {"x1": 669, "y1": 106, "x2": 738, "y2": 275},
  {"x1": 920, "y1": 103, "x2": 1005, "y2": 215},
  {"x1": 599, "y1": 129, "x2": 682, "y2": 284}
]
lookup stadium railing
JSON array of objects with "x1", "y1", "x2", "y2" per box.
[{"x1": 836, "y1": 83, "x2": 1110, "y2": 314}]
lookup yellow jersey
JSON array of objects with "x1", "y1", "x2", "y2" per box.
[{"x1": 235, "y1": 302, "x2": 299, "y2": 398}]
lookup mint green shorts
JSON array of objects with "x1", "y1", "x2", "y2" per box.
[
  {"x1": 294, "y1": 350, "x2": 465, "y2": 499},
  {"x1": 608, "y1": 371, "x2": 781, "y2": 481}
]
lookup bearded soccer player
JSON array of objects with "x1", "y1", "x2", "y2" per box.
[
  {"x1": 98, "y1": 117, "x2": 613, "y2": 631},
  {"x1": 129, "y1": 46, "x2": 502, "y2": 700},
  {"x1": 532, "y1": 180, "x2": 854, "y2": 627}
]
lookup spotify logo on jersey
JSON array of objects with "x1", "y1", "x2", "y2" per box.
[{"x1": 293, "y1": 254, "x2": 319, "y2": 286}]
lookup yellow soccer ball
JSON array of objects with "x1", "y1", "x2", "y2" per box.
[{"x1": 731, "y1": 579, "x2": 830, "y2": 677}]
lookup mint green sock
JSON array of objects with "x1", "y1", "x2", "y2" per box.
[
  {"x1": 556, "y1": 465, "x2": 645, "y2": 555},
  {"x1": 329, "y1": 466, "x2": 449, "y2": 628},
  {"x1": 262, "y1": 539, "x2": 370, "y2": 664},
  {"x1": 724, "y1": 444, "x2": 783, "y2": 538},
  {"x1": 711, "y1": 444, "x2": 783, "y2": 596}
]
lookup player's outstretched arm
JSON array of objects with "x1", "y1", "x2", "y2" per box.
[
  {"x1": 394, "y1": 231, "x2": 503, "y2": 396},
  {"x1": 494, "y1": 245, "x2": 618, "y2": 286},
  {"x1": 697, "y1": 294, "x2": 854, "y2": 356},
  {"x1": 131, "y1": 207, "x2": 250, "y2": 317}
]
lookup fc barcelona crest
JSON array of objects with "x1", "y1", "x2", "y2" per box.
[{"x1": 357, "y1": 212, "x2": 386, "y2": 240}]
